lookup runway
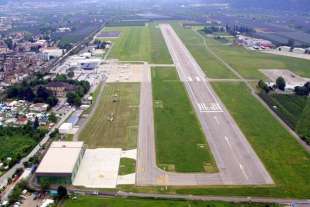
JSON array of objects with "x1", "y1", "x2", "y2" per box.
[{"x1": 135, "y1": 24, "x2": 273, "y2": 186}]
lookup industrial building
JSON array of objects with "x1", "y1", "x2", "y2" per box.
[{"x1": 35, "y1": 141, "x2": 85, "y2": 185}]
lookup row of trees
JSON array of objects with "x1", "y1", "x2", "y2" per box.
[
  {"x1": 6, "y1": 84, "x2": 58, "y2": 107},
  {"x1": 258, "y1": 76, "x2": 310, "y2": 96},
  {"x1": 202, "y1": 26, "x2": 226, "y2": 34},
  {"x1": 258, "y1": 76, "x2": 286, "y2": 93}
]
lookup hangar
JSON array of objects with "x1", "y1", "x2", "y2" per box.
[{"x1": 35, "y1": 141, "x2": 85, "y2": 185}]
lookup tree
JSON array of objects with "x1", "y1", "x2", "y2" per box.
[
  {"x1": 48, "y1": 112, "x2": 57, "y2": 123},
  {"x1": 68, "y1": 71, "x2": 74, "y2": 78},
  {"x1": 258, "y1": 80, "x2": 270, "y2": 93},
  {"x1": 46, "y1": 96, "x2": 58, "y2": 107},
  {"x1": 294, "y1": 86, "x2": 309, "y2": 96},
  {"x1": 36, "y1": 86, "x2": 51, "y2": 101},
  {"x1": 24, "y1": 87, "x2": 35, "y2": 102},
  {"x1": 57, "y1": 185, "x2": 68, "y2": 199},
  {"x1": 276, "y1": 77, "x2": 286, "y2": 91},
  {"x1": 39, "y1": 179, "x2": 50, "y2": 192},
  {"x1": 33, "y1": 117, "x2": 39, "y2": 129},
  {"x1": 287, "y1": 38, "x2": 295, "y2": 47}
]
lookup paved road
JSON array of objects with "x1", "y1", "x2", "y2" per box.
[{"x1": 135, "y1": 24, "x2": 273, "y2": 186}]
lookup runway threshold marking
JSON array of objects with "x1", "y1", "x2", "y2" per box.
[{"x1": 197, "y1": 102, "x2": 223, "y2": 113}]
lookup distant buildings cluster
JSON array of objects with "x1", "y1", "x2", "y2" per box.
[
  {"x1": 0, "y1": 100, "x2": 54, "y2": 128},
  {"x1": 0, "y1": 32, "x2": 64, "y2": 87},
  {"x1": 235, "y1": 35, "x2": 273, "y2": 49}
]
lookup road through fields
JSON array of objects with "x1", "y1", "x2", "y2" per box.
[{"x1": 135, "y1": 24, "x2": 273, "y2": 186}]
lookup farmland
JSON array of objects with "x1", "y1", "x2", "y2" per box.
[
  {"x1": 178, "y1": 82, "x2": 310, "y2": 198},
  {"x1": 260, "y1": 93, "x2": 310, "y2": 144},
  {"x1": 79, "y1": 83, "x2": 140, "y2": 149},
  {"x1": 152, "y1": 68, "x2": 217, "y2": 172},
  {"x1": 171, "y1": 23, "x2": 237, "y2": 79},
  {"x1": 63, "y1": 196, "x2": 280, "y2": 207},
  {"x1": 102, "y1": 23, "x2": 172, "y2": 64}
]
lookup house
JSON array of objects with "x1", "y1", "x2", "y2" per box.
[
  {"x1": 46, "y1": 82, "x2": 76, "y2": 97},
  {"x1": 30, "y1": 103, "x2": 49, "y2": 112},
  {"x1": 16, "y1": 116, "x2": 28, "y2": 125},
  {"x1": 292, "y1": 48, "x2": 306, "y2": 54}
]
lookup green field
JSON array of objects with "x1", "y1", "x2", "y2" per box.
[
  {"x1": 202, "y1": 32, "x2": 310, "y2": 80},
  {"x1": 103, "y1": 23, "x2": 172, "y2": 64},
  {"x1": 260, "y1": 93, "x2": 307, "y2": 127},
  {"x1": 171, "y1": 22, "x2": 310, "y2": 80},
  {"x1": 178, "y1": 82, "x2": 310, "y2": 198},
  {"x1": 259, "y1": 93, "x2": 310, "y2": 144},
  {"x1": 171, "y1": 23, "x2": 237, "y2": 79},
  {"x1": 152, "y1": 68, "x2": 217, "y2": 172},
  {"x1": 79, "y1": 83, "x2": 140, "y2": 149},
  {"x1": 63, "y1": 196, "x2": 280, "y2": 207},
  {"x1": 0, "y1": 134, "x2": 36, "y2": 163},
  {"x1": 119, "y1": 158, "x2": 136, "y2": 175}
]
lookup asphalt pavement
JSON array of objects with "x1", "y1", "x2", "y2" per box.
[{"x1": 135, "y1": 24, "x2": 273, "y2": 186}]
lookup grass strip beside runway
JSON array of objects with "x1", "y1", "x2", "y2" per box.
[
  {"x1": 103, "y1": 23, "x2": 172, "y2": 64},
  {"x1": 170, "y1": 23, "x2": 237, "y2": 79},
  {"x1": 79, "y1": 83, "x2": 140, "y2": 149},
  {"x1": 177, "y1": 82, "x2": 310, "y2": 198},
  {"x1": 63, "y1": 196, "x2": 281, "y2": 207},
  {"x1": 152, "y1": 68, "x2": 217, "y2": 172}
]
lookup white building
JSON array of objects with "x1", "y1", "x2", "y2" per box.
[
  {"x1": 59, "y1": 123, "x2": 73, "y2": 134},
  {"x1": 36, "y1": 141, "x2": 85, "y2": 184}
]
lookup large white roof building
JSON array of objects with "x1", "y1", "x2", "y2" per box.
[{"x1": 36, "y1": 141, "x2": 85, "y2": 184}]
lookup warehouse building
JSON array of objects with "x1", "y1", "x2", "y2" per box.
[{"x1": 36, "y1": 141, "x2": 85, "y2": 185}]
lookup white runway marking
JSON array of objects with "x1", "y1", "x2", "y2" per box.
[
  {"x1": 239, "y1": 164, "x2": 249, "y2": 180},
  {"x1": 197, "y1": 102, "x2": 223, "y2": 113},
  {"x1": 214, "y1": 116, "x2": 220, "y2": 125}
]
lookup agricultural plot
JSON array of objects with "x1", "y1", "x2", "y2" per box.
[
  {"x1": 202, "y1": 35, "x2": 310, "y2": 80},
  {"x1": 102, "y1": 23, "x2": 172, "y2": 64},
  {"x1": 171, "y1": 23, "x2": 237, "y2": 79},
  {"x1": 152, "y1": 68, "x2": 217, "y2": 172},
  {"x1": 188, "y1": 82, "x2": 310, "y2": 198},
  {"x1": 63, "y1": 196, "x2": 280, "y2": 207},
  {"x1": 79, "y1": 83, "x2": 140, "y2": 149}
]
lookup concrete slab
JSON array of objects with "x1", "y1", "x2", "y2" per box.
[
  {"x1": 100, "y1": 64, "x2": 144, "y2": 83},
  {"x1": 121, "y1": 149, "x2": 137, "y2": 160},
  {"x1": 260, "y1": 69, "x2": 310, "y2": 86},
  {"x1": 73, "y1": 148, "x2": 121, "y2": 188},
  {"x1": 117, "y1": 173, "x2": 136, "y2": 185}
]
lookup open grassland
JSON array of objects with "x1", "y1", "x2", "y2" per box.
[
  {"x1": 63, "y1": 196, "x2": 280, "y2": 207},
  {"x1": 119, "y1": 158, "x2": 136, "y2": 175},
  {"x1": 202, "y1": 34, "x2": 310, "y2": 80},
  {"x1": 0, "y1": 134, "x2": 36, "y2": 163},
  {"x1": 103, "y1": 23, "x2": 172, "y2": 64},
  {"x1": 79, "y1": 83, "x2": 140, "y2": 149},
  {"x1": 152, "y1": 68, "x2": 217, "y2": 172},
  {"x1": 178, "y1": 82, "x2": 310, "y2": 198},
  {"x1": 170, "y1": 23, "x2": 237, "y2": 79}
]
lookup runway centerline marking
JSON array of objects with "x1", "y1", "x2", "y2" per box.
[
  {"x1": 214, "y1": 116, "x2": 220, "y2": 125},
  {"x1": 239, "y1": 164, "x2": 249, "y2": 180}
]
